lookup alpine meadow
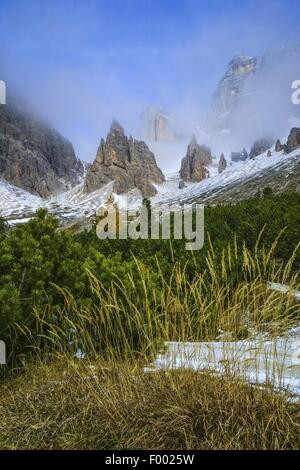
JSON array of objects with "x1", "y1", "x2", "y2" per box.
[{"x1": 0, "y1": 0, "x2": 300, "y2": 455}]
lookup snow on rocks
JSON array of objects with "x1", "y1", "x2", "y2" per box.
[
  {"x1": 152, "y1": 147, "x2": 300, "y2": 205},
  {"x1": 1, "y1": 144, "x2": 299, "y2": 224}
]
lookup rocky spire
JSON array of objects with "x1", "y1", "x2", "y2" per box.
[
  {"x1": 275, "y1": 139, "x2": 284, "y2": 152},
  {"x1": 179, "y1": 137, "x2": 212, "y2": 182},
  {"x1": 110, "y1": 119, "x2": 125, "y2": 133},
  {"x1": 218, "y1": 153, "x2": 227, "y2": 173},
  {"x1": 84, "y1": 120, "x2": 165, "y2": 198}
]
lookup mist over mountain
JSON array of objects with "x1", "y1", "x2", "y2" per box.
[
  {"x1": 134, "y1": 44, "x2": 300, "y2": 173},
  {"x1": 201, "y1": 45, "x2": 300, "y2": 157},
  {"x1": 2, "y1": 0, "x2": 300, "y2": 169}
]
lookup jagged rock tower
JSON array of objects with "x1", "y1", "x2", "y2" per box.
[
  {"x1": 179, "y1": 136, "x2": 212, "y2": 182},
  {"x1": 218, "y1": 153, "x2": 227, "y2": 173},
  {"x1": 84, "y1": 120, "x2": 165, "y2": 198}
]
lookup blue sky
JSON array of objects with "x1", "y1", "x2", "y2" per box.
[{"x1": 1, "y1": 0, "x2": 300, "y2": 161}]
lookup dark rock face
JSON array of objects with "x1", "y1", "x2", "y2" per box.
[
  {"x1": 179, "y1": 137, "x2": 212, "y2": 182},
  {"x1": 231, "y1": 149, "x2": 248, "y2": 162},
  {"x1": 83, "y1": 120, "x2": 165, "y2": 197},
  {"x1": 218, "y1": 153, "x2": 227, "y2": 173},
  {"x1": 286, "y1": 128, "x2": 300, "y2": 154},
  {"x1": 0, "y1": 102, "x2": 83, "y2": 198},
  {"x1": 178, "y1": 179, "x2": 186, "y2": 189},
  {"x1": 249, "y1": 138, "x2": 273, "y2": 159}
]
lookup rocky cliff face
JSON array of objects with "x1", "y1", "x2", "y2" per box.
[
  {"x1": 0, "y1": 100, "x2": 83, "y2": 198},
  {"x1": 206, "y1": 46, "x2": 300, "y2": 141},
  {"x1": 179, "y1": 137, "x2": 212, "y2": 182},
  {"x1": 207, "y1": 54, "x2": 259, "y2": 134},
  {"x1": 84, "y1": 120, "x2": 165, "y2": 197},
  {"x1": 140, "y1": 106, "x2": 177, "y2": 141}
]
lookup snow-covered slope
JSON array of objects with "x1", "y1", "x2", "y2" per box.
[
  {"x1": 152, "y1": 147, "x2": 300, "y2": 205},
  {"x1": 0, "y1": 179, "x2": 42, "y2": 222},
  {"x1": 1, "y1": 145, "x2": 299, "y2": 225},
  {"x1": 0, "y1": 179, "x2": 142, "y2": 225}
]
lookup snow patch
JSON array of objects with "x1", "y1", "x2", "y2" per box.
[{"x1": 147, "y1": 327, "x2": 300, "y2": 396}]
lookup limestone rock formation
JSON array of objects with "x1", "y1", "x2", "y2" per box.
[
  {"x1": 0, "y1": 100, "x2": 83, "y2": 198},
  {"x1": 140, "y1": 106, "x2": 176, "y2": 141},
  {"x1": 249, "y1": 138, "x2": 273, "y2": 159},
  {"x1": 206, "y1": 46, "x2": 300, "y2": 138},
  {"x1": 84, "y1": 120, "x2": 165, "y2": 198},
  {"x1": 218, "y1": 153, "x2": 227, "y2": 173},
  {"x1": 286, "y1": 128, "x2": 300, "y2": 154},
  {"x1": 207, "y1": 54, "x2": 259, "y2": 134},
  {"x1": 179, "y1": 137, "x2": 212, "y2": 182}
]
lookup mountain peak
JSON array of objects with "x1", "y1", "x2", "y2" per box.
[
  {"x1": 84, "y1": 125, "x2": 164, "y2": 197},
  {"x1": 110, "y1": 119, "x2": 124, "y2": 134}
]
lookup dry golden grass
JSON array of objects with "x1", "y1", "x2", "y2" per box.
[
  {"x1": 13, "y1": 231, "x2": 300, "y2": 362},
  {"x1": 0, "y1": 358, "x2": 299, "y2": 450}
]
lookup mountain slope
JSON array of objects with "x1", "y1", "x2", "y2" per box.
[
  {"x1": 153, "y1": 148, "x2": 300, "y2": 205},
  {"x1": 1, "y1": 145, "x2": 299, "y2": 225},
  {"x1": 0, "y1": 99, "x2": 84, "y2": 198}
]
